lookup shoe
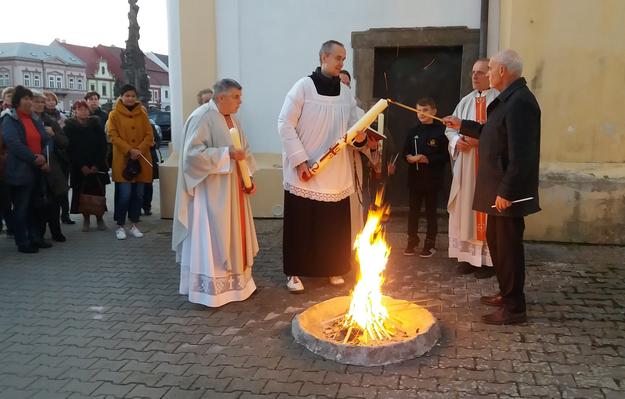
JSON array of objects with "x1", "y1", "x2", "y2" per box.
[
  {"x1": 143, "y1": 209, "x2": 152, "y2": 216},
  {"x1": 96, "y1": 218, "x2": 107, "y2": 231},
  {"x1": 33, "y1": 240, "x2": 52, "y2": 249},
  {"x1": 286, "y1": 276, "x2": 304, "y2": 293},
  {"x1": 480, "y1": 293, "x2": 503, "y2": 307},
  {"x1": 475, "y1": 267, "x2": 496, "y2": 279},
  {"x1": 52, "y1": 234, "x2": 66, "y2": 242},
  {"x1": 61, "y1": 216, "x2": 76, "y2": 225},
  {"x1": 18, "y1": 245, "x2": 39, "y2": 254},
  {"x1": 403, "y1": 246, "x2": 416, "y2": 256},
  {"x1": 481, "y1": 307, "x2": 527, "y2": 325},
  {"x1": 329, "y1": 276, "x2": 344, "y2": 286},
  {"x1": 115, "y1": 227, "x2": 127, "y2": 240},
  {"x1": 456, "y1": 262, "x2": 478, "y2": 275},
  {"x1": 129, "y1": 224, "x2": 144, "y2": 238},
  {"x1": 82, "y1": 218, "x2": 90, "y2": 232},
  {"x1": 419, "y1": 247, "x2": 436, "y2": 258}
]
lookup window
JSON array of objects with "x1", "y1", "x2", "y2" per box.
[
  {"x1": 23, "y1": 73, "x2": 31, "y2": 86},
  {"x1": 56, "y1": 76, "x2": 62, "y2": 88},
  {"x1": 33, "y1": 74, "x2": 40, "y2": 87},
  {"x1": 0, "y1": 73, "x2": 8, "y2": 86},
  {"x1": 69, "y1": 77, "x2": 75, "y2": 89},
  {"x1": 164, "y1": 90, "x2": 168, "y2": 99},
  {"x1": 102, "y1": 85, "x2": 107, "y2": 96},
  {"x1": 101, "y1": 66, "x2": 105, "y2": 75},
  {"x1": 90, "y1": 84, "x2": 95, "y2": 91},
  {"x1": 77, "y1": 78, "x2": 83, "y2": 90},
  {"x1": 49, "y1": 76, "x2": 55, "y2": 88}
]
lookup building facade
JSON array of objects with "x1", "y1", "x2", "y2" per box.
[
  {"x1": 53, "y1": 41, "x2": 117, "y2": 106},
  {"x1": 0, "y1": 42, "x2": 87, "y2": 110}
]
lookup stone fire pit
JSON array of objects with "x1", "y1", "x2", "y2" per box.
[{"x1": 292, "y1": 295, "x2": 440, "y2": 366}]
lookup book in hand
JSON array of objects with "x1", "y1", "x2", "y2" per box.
[{"x1": 365, "y1": 126, "x2": 387, "y2": 142}]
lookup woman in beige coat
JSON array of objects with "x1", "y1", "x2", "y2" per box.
[{"x1": 107, "y1": 84, "x2": 153, "y2": 240}]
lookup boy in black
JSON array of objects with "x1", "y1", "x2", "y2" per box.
[{"x1": 402, "y1": 97, "x2": 449, "y2": 257}]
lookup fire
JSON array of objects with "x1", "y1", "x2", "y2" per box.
[{"x1": 341, "y1": 191, "x2": 394, "y2": 343}]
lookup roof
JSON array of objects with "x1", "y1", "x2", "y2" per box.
[
  {"x1": 154, "y1": 53, "x2": 168, "y2": 67},
  {"x1": 0, "y1": 42, "x2": 85, "y2": 66},
  {"x1": 54, "y1": 41, "x2": 103, "y2": 78}
]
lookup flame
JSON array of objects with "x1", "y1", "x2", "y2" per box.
[{"x1": 343, "y1": 202, "x2": 392, "y2": 342}]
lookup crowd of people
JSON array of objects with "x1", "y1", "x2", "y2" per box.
[
  {"x1": 0, "y1": 42, "x2": 541, "y2": 326},
  {"x1": 172, "y1": 42, "x2": 541, "y2": 326},
  {"x1": 0, "y1": 84, "x2": 161, "y2": 253}
]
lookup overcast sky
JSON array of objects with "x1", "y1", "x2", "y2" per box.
[{"x1": 4, "y1": 0, "x2": 168, "y2": 54}]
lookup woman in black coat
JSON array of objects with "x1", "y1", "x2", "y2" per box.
[{"x1": 64, "y1": 100, "x2": 110, "y2": 232}]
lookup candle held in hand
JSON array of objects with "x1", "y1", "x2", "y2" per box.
[{"x1": 229, "y1": 128, "x2": 253, "y2": 190}]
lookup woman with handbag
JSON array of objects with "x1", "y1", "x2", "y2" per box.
[
  {"x1": 107, "y1": 84, "x2": 153, "y2": 240},
  {"x1": 65, "y1": 100, "x2": 109, "y2": 232}
]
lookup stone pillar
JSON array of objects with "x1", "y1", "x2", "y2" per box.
[{"x1": 160, "y1": 0, "x2": 217, "y2": 219}]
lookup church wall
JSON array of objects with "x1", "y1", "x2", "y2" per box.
[
  {"x1": 499, "y1": 0, "x2": 625, "y2": 244},
  {"x1": 215, "y1": 0, "x2": 483, "y2": 153}
]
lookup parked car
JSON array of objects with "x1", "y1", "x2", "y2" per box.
[{"x1": 148, "y1": 110, "x2": 171, "y2": 142}]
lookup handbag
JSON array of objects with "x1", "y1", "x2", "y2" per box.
[
  {"x1": 122, "y1": 158, "x2": 141, "y2": 181},
  {"x1": 78, "y1": 175, "x2": 106, "y2": 216}
]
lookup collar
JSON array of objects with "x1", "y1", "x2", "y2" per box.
[{"x1": 497, "y1": 77, "x2": 527, "y2": 102}]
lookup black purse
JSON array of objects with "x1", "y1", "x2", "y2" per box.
[{"x1": 122, "y1": 158, "x2": 141, "y2": 180}]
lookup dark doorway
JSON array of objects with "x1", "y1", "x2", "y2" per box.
[{"x1": 373, "y1": 46, "x2": 463, "y2": 208}]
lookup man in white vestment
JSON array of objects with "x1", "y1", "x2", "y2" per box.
[
  {"x1": 278, "y1": 40, "x2": 367, "y2": 293},
  {"x1": 173, "y1": 79, "x2": 259, "y2": 307},
  {"x1": 446, "y1": 59, "x2": 499, "y2": 278}
]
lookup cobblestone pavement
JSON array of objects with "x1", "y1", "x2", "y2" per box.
[{"x1": 1, "y1": 194, "x2": 624, "y2": 398}]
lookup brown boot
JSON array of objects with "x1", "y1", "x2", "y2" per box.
[{"x1": 480, "y1": 293, "x2": 503, "y2": 307}]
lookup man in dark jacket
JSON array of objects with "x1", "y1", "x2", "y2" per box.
[{"x1": 444, "y1": 49, "x2": 541, "y2": 325}]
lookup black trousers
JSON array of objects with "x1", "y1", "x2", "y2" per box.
[
  {"x1": 282, "y1": 191, "x2": 351, "y2": 277},
  {"x1": 42, "y1": 195, "x2": 63, "y2": 239},
  {"x1": 486, "y1": 215, "x2": 526, "y2": 313},
  {"x1": 143, "y1": 182, "x2": 153, "y2": 211},
  {"x1": 407, "y1": 186, "x2": 438, "y2": 247}
]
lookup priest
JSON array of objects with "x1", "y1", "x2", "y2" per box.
[
  {"x1": 445, "y1": 59, "x2": 499, "y2": 278},
  {"x1": 173, "y1": 78, "x2": 259, "y2": 307}
]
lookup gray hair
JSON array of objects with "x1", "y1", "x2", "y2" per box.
[
  {"x1": 319, "y1": 40, "x2": 344, "y2": 64},
  {"x1": 212, "y1": 79, "x2": 242, "y2": 97},
  {"x1": 492, "y1": 49, "x2": 523, "y2": 76},
  {"x1": 31, "y1": 89, "x2": 45, "y2": 99}
]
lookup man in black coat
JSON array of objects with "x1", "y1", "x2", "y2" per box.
[{"x1": 444, "y1": 49, "x2": 541, "y2": 325}]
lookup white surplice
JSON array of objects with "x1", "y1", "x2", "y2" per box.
[
  {"x1": 446, "y1": 88, "x2": 499, "y2": 267},
  {"x1": 172, "y1": 100, "x2": 259, "y2": 307}
]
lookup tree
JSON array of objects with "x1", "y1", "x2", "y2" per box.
[{"x1": 119, "y1": 0, "x2": 151, "y2": 106}]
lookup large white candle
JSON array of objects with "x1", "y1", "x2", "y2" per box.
[
  {"x1": 229, "y1": 128, "x2": 253, "y2": 190},
  {"x1": 310, "y1": 99, "x2": 388, "y2": 175}
]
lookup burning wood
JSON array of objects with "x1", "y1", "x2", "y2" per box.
[{"x1": 322, "y1": 189, "x2": 403, "y2": 345}]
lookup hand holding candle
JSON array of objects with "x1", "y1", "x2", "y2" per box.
[
  {"x1": 229, "y1": 127, "x2": 253, "y2": 191},
  {"x1": 309, "y1": 99, "x2": 388, "y2": 175}
]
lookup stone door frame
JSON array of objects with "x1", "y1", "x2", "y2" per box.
[{"x1": 351, "y1": 27, "x2": 480, "y2": 107}]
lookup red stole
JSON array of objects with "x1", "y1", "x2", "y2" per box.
[
  {"x1": 474, "y1": 96, "x2": 487, "y2": 241},
  {"x1": 224, "y1": 115, "x2": 248, "y2": 270}
]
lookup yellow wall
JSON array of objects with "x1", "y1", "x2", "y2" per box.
[
  {"x1": 499, "y1": 0, "x2": 625, "y2": 163},
  {"x1": 500, "y1": 0, "x2": 625, "y2": 244},
  {"x1": 178, "y1": 0, "x2": 217, "y2": 120}
]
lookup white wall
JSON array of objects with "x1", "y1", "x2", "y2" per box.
[{"x1": 215, "y1": 0, "x2": 482, "y2": 153}]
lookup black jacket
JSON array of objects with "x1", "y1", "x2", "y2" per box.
[
  {"x1": 64, "y1": 117, "x2": 110, "y2": 189},
  {"x1": 402, "y1": 122, "x2": 449, "y2": 189},
  {"x1": 460, "y1": 77, "x2": 541, "y2": 217}
]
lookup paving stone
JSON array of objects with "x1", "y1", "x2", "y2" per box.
[
  {"x1": 126, "y1": 384, "x2": 170, "y2": 398},
  {"x1": 0, "y1": 207, "x2": 624, "y2": 398}
]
